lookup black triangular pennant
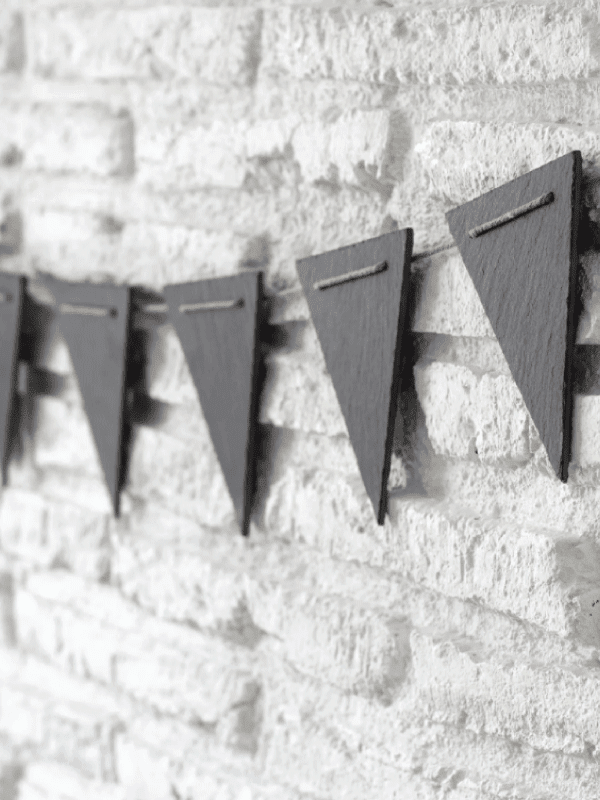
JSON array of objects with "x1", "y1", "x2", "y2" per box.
[
  {"x1": 0, "y1": 274, "x2": 24, "y2": 484},
  {"x1": 446, "y1": 151, "x2": 582, "y2": 481},
  {"x1": 296, "y1": 229, "x2": 413, "y2": 524},
  {"x1": 164, "y1": 272, "x2": 263, "y2": 536},
  {"x1": 42, "y1": 277, "x2": 131, "y2": 514}
]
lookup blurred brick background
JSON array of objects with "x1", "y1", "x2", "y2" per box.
[{"x1": 3, "y1": 1, "x2": 600, "y2": 798}]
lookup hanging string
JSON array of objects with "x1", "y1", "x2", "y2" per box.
[{"x1": 411, "y1": 242, "x2": 458, "y2": 262}]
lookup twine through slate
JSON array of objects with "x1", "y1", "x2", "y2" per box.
[
  {"x1": 468, "y1": 192, "x2": 554, "y2": 239},
  {"x1": 313, "y1": 260, "x2": 388, "y2": 291}
]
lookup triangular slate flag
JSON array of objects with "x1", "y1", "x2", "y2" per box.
[
  {"x1": 296, "y1": 229, "x2": 413, "y2": 524},
  {"x1": 164, "y1": 272, "x2": 264, "y2": 536},
  {"x1": 446, "y1": 151, "x2": 582, "y2": 481},
  {"x1": 0, "y1": 274, "x2": 24, "y2": 484},
  {"x1": 42, "y1": 277, "x2": 131, "y2": 514}
]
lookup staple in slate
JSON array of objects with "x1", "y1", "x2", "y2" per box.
[{"x1": 313, "y1": 260, "x2": 388, "y2": 290}]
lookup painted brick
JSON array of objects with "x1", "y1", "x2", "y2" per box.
[
  {"x1": 411, "y1": 251, "x2": 494, "y2": 339},
  {"x1": 0, "y1": 11, "x2": 23, "y2": 74},
  {"x1": 126, "y1": 424, "x2": 237, "y2": 529},
  {"x1": 0, "y1": 104, "x2": 23, "y2": 167},
  {"x1": 415, "y1": 356, "x2": 600, "y2": 474},
  {"x1": 0, "y1": 485, "x2": 108, "y2": 578},
  {"x1": 144, "y1": 323, "x2": 198, "y2": 405},
  {"x1": 111, "y1": 509, "x2": 411, "y2": 699},
  {"x1": 260, "y1": 458, "x2": 600, "y2": 639},
  {"x1": 291, "y1": 108, "x2": 400, "y2": 187},
  {"x1": 31, "y1": 396, "x2": 104, "y2": 478},
  {"x1": 135, "y1": 99, "x2": 399, "y2": 192},
  {"x1": 571, "y1": 394, "x2": 600, "y2": 468},
  {"x1": 38, "y1": 469, "x2": 115, "y2": 517},
  {"x1": 0, "y1": 653, "x2": 124, "y2": 779},
  {"x1": 411, "y1": 452, "x2": 600, "y2": 540},
  {"x1": 26, "y1": 209, "x2": 247, "y2": 288},
  {"x1": 411, "y1": 629, "x2": 600, "y2": 756},
  {"x1": 390, "y1": 498, "x2": 600, "y2": 641},
  {"x1": 415, "y1": 122, "x2": 600, "y2": 206},
  {"x1": 260, "y1": 351, "x2": 347, "y2": 437},
  {"x1": 0, "y1": 489, "x2": 48, "y2": 564},
  {"x1": 15, "y1": 572, "x2": 261, "y2": 731},
  {"x1": 23, "y1": 180, "x2": 388, "y2": 294},
  {"x1": 265, "y1": 664, "x2": 600, "y2": 800},
  {"x1": 26, "y1": 105, "x2": 133, "y2": 177},
  {"x1": 414, "y1": 360, "x2": 539, "y2": 465},
  {"x1": 115, "y1": 713, "x2": 309, "y2": 800},
  {"x1": 578, "y1": 250, "x2": 600, "y2": 344},
  {"x1": 44, "y1": 500, "x2": 110, "y2": 580},
  {"x1": 135, "y1": 115, "x2": 249, "y2": 191},
  {"x1": 261, "y1": 7, "x2": 597, "y2": 85},
  {"x1": 273, "y1": 595, "x2": 411, "y2": 701},
  {"x1": 31, "y1": 8, "x2": 262, "y2": 86},
  {"x1": 18, "y1": 762, "x2": 126, "y2": 800}
]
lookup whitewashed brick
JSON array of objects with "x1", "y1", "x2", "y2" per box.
[
  {"x1": 572, "y1": 394, "x2": 600, "y2": 468},
  {"x1": 144, "y1": 323, "x2": 198, "y2": 405},
  {"x1": 0, "y1": 103, "x2": 23, "y2": 166},
  {"x1": 578, "y1": 250, "x2": 600, "y2": 344},
  {"x1": 416, "y1": 121, "x2": 600, "y2": 206},
  {"x1": 115, "y1": 714, "x2": 304, "y2": 800},
  {"x1": 411, "y1": 630, "x2": 600, "y2": 756},
  {"x1": 260, "y1": 463, "x2": 600, "y2": 640},
  {"x1": 26, "y1": 209, "x2": 247, "y2": 288},
  {"x1": 390, "y1": 498, "x2": 600, "y2": 640},
  {"x1": 274, "y1": 595, "x2": 411, "y2": 701},
  {"x1": 291, "y1": 108, "x2": 394, "y2": 186},
  {"x1": 0, "y1": 653, "x2": 123, "y2": 779},
  {"x1": 261, "y1": 7, "x2": 596, "y2": 85},
  {"x1": 32, "y1": 396, "x2": 104, "y2": 478},
  {"x1": 0, "y1": 489, "x2": 48, "y2": 564},
  {"x1": 135, "y1": 101, "x2": 399, "y2": 192},
  {"x1": 266, "y1": 665, "x2": 600, "y2": 800},
  {"x1": 411, "y1": 251, "x2": 494, "y2": 339},
  {"x1": 16, "y1": 572, "x2": 260, "y2": 729},
  {"x1": 26, "y1": 105, "x2": 133, "y2": 177},
  {"x1": 32, "y1": 8, "x2": 262, "y2": 85},
  {"x1": 136, "y1": 115, "x2": 249, "y2": 191},
  {"x1": 126, "y1": 425, "x2": 237, "y2": 529},
  {"x1": 0, "y1": 11, "x2": 23, "y2": 74},
  {"x1": 38, "y1": 469, "x2": 114, "y2": 516},
  {"x1": 414, "y1": 360, "x2": 538, "y2": 465},
  {"x1": 260, "y1": 352, "x2": 347, "y2": 437},
  {"x1": 18, "y1": 762, "x2": 126, "y2": 800}
]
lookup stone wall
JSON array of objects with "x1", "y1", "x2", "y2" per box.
[{"x1": 2, "y1": 1, "x2": 600, "y2": 798}]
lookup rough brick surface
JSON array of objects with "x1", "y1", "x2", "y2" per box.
[
  {"x1": 5, "y1": 1, "x2": 600, "y2": 798},
  {"x1": 31, "y1": 8, "x2": 263, "y2": 85},
  {"x1": 26, "y1": 105, "x2": 134, "y2": 177}
]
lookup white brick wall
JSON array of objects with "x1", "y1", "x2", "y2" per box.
[{"x1": 3, "y1": 1, "x2": 600, "y2": 798}]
